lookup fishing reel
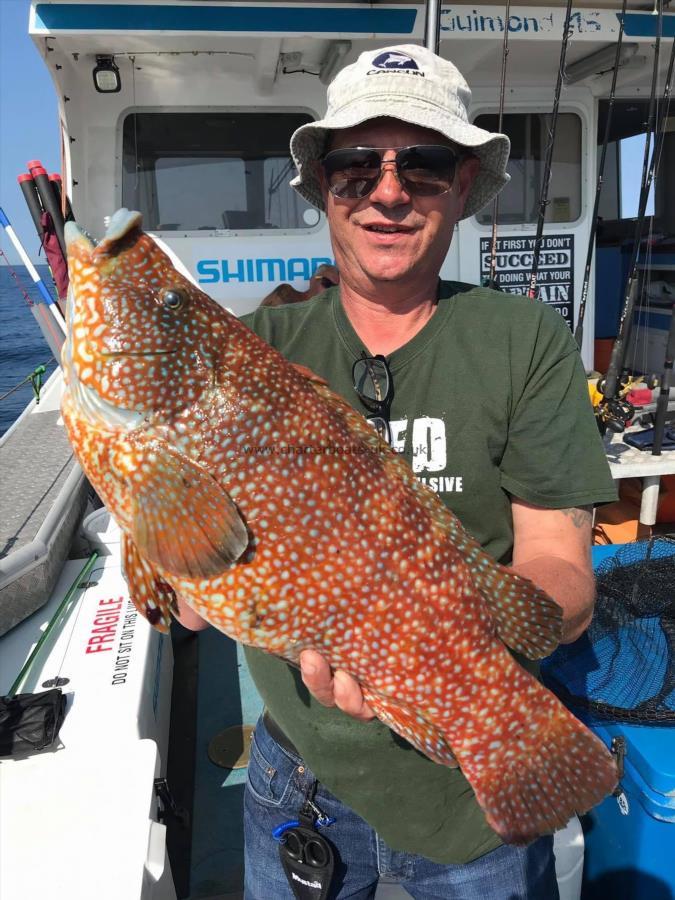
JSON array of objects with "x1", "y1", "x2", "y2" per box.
[
  {"x1": 595, "y1": 396, "x2": 635, "y2": 434},
  {"x1": 593, "y1": 370, "x2": 637, "y2": 434}
]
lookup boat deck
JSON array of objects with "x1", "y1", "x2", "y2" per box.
[
  {"x1": 0, "y1": 374, "x2": 89, "y2": 635},
  {"x1": 0, "y1": 408, "x2": 76, "y2": 557},
  {"x1": 174, "y1": 629, "x2": 412, "y2": 900},
  {"x1": 191, "y1": 632, "x2": 262, "y2": 899}
]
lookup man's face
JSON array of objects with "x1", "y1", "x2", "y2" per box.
[{"x1": 318, "y1": 118, "x2": 479, "y2": 295}]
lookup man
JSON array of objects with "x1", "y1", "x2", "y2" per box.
[{"x1": 179, "y1": 44, "x2": 617, "y2": 898}]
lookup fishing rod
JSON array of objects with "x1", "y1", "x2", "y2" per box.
[
  {"x1": 527, "y1": 0, "x2": 574, "y2": 300},
  {"x1": 574, "y1": 0, "x2": 628, "y2": 350},
  {"x1": 642, "y1": 30, "x2": 675, "y2": 459},
  {"x1": 0, "y1": 206, "x2": 65, "y2": 329},
  {"x1": 651, "y1": 311, "x2": 675, "y2": 455},
  {"x1": 8, "y1": 551, "x2": 100, "y2": 697},
  {"x1": 18, "y1": 163, "x2": 71, "y2": 306},
  {"x1": 27, "y1": 160, "x2": 68, "y2": 261},
  {"x1": 49, "y1": 173, "x2": 75, "y2": 224},
  {"x1": 424, "y1": 0, "x2": 441, "y2": 53},
  {"x1": 597, "y1": 14, "x2": 673, "y2": 433},
  {"x1": 0, "y1": 206, "x2": 66, "y2": 361},
  {"x1": 17, "y1": 173, "x2": 45, "y2": 243},
  {"x1": 488, "y1": 0, "x2": 512, "y2": 288}
]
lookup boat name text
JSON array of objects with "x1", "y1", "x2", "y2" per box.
[{"x1": 440, "y1": 8, "x2": 601, "y2": 35}]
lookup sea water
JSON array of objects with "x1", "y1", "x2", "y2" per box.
[{"x1": 0, "y1": 265, "x2": 59, "y2": 436}]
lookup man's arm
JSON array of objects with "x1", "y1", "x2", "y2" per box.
[
  {"x1": 300, "y1": 499, "x2": 596, "y2": 713},
  {"x1": 509, "y1": 498, "x2": 594, "y2": 644}
]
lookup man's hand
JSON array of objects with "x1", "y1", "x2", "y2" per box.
[{"x1": 300, "y1": 649, "x2": 375, "y2": 721}]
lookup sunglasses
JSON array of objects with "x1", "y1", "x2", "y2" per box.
[
  {"x1": 352, "y1": 352, "x2": 393, "y2": 444},
  {"x1": 321, "y1": 144, "x2": 462, "y2": 200}
]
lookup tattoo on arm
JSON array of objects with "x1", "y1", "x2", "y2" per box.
[{"x1": 561, "y1": 506, "x2": 593, "y2": 529}]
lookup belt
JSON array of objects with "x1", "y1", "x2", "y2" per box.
[{"x1": 262, "y1": 710, "x2": 301, "y2": 759}]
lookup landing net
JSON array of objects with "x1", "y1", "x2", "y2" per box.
[{"x1": 543, "y1": 538, "x2": 675, "y2": 724}]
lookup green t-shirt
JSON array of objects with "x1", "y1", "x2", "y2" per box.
[{"x1": 239, "y1": 282, "x2": 617, "y2": 864}]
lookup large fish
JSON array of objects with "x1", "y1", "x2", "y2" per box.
[{"x1": 62, "y1": 210, "x2": 617, "y2": 844}]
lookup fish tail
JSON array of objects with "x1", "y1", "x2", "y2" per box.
[{"x1": 455, "y1": 685, "x2": 618, "y2": 844}]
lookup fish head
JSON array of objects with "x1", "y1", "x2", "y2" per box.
[{"x1": 63, "y1": 209, "x2": 226, "y2": 429}]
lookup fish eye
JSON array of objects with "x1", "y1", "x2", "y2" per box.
[{"x1": 161, "y1": 288, "x2": 187, "y2": 310}]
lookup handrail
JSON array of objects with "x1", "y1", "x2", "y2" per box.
[{"x1": 9, "y1": 551, "x2": 100, "y2": 697}]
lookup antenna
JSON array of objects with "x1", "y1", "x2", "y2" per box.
[{"x1": 424, "y1": 0, "x2": 441, "y2": 53}]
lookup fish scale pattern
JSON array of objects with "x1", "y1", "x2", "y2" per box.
[{"x1": 62, "y1": 210, "x2": 618, "y2": 845}]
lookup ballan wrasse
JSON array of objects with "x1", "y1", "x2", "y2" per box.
[{"x1": 62, "y1": 210, "x2": 617, "y2": 844}]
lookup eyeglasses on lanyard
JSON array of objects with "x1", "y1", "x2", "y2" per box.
[{"x1": 352, "y1": 351, "x2": 394, "y2": 445}]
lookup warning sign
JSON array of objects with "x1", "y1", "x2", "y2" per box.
[{"x1": 479, "y1": 235, "x2": 574, "y2": 328}]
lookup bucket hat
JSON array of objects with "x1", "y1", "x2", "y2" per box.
[{"x1": 290, "y1": 44, "x2": 510, "y2": 219}]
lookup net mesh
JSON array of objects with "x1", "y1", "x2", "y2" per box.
[{"x1": 542, "y1": 537, "x2": 675, "y2": 724}]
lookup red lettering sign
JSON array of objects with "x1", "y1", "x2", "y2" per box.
[{"x1": 85, "y1": 597, "x2": 124, "y2": 655}]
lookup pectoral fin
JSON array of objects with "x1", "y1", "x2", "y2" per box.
[
  {"x1": 121, "y1": 533, "x2": 177, "y2": 633},
  {"x1": 469, "y1": 554, "x2": 563, "y2": 659},
  {"x1": 127, "y1": 436, "x2": 249, "y2": 580}
]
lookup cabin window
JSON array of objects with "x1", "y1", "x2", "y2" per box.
[
  {"x1": 596, "y1": 100, "x2": 657, "y2": 223},
  {"x1": 473, "y1": 112, "x2": 582, "y2": 225},
  {"x1": 121, "y1": 112, "x2": 316, "y2": 231}
]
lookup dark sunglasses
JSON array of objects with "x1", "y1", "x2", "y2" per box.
[
  {"x1": 321, "y1": 144, "x2": 462, "y2": 200},
  {"x1": 352, "y1": 352, "x2": 393, "y2": 444}
]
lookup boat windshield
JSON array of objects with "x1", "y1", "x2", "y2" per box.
[{"x1": 121, "y1": 111, "x2": 316, "y2": 232}]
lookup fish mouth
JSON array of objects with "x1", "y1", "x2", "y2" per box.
[
  {"x1": 64, "y1": 219, "x2": 97, "y2": 251},
  {"x1": 65, "y1": 209, "x2": 143, "y2": 254},
  {"x1": 64, "y1": 210, "x2": 158, "y2": 432}
]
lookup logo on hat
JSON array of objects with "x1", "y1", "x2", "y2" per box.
[
  {"x1": 367, "y1": 51, "x2": 424, "y2": 78},
  {"x1": 370, "y1": 51, "x2": 419, "y2": 71}
]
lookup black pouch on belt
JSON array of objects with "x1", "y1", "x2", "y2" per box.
[{"x1": 279, "y1": 787, "x2": 336, "y2": 900}]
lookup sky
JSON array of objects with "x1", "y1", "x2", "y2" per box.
[
  {"x1": 0, "y1": 0, "x2": 650, "y2": 266},
  {"x1": 0, "y1": 0, "x2": 60, "y2": 266}
]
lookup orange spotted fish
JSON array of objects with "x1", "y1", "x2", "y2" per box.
[{"x1": 62, "y1": 210, "x2": 617, "y2": 844}]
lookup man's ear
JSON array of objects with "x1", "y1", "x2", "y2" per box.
[
  {"x1": 314, "y1": 159, "x2": 329, "y2": 204},
  {"x1": 457, "y1": 156, "x2": 481, "y2": 202}
]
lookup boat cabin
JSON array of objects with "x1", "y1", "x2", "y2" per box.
[
  {"x1": 29, "y1": 0, "x2": 675, "y2": 374},
  {"x1": 0, "y1": 3, "x2": 672, "y2": 899}
]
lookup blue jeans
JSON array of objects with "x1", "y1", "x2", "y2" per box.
[{"x1": 244, "y1": 715, "x2": 560, "y2": 899}]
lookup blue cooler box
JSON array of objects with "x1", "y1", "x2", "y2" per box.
[{"x1": 580, "y1": 720, "x2": 675, "y2": 900}]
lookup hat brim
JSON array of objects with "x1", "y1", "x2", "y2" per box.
[{"x1": 290, "y1": 100, "x2": 510, "y2": 220}]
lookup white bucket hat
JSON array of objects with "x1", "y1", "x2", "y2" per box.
[{"x1": 290, "y1": 44, "x2": 510, "y2": 220}]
